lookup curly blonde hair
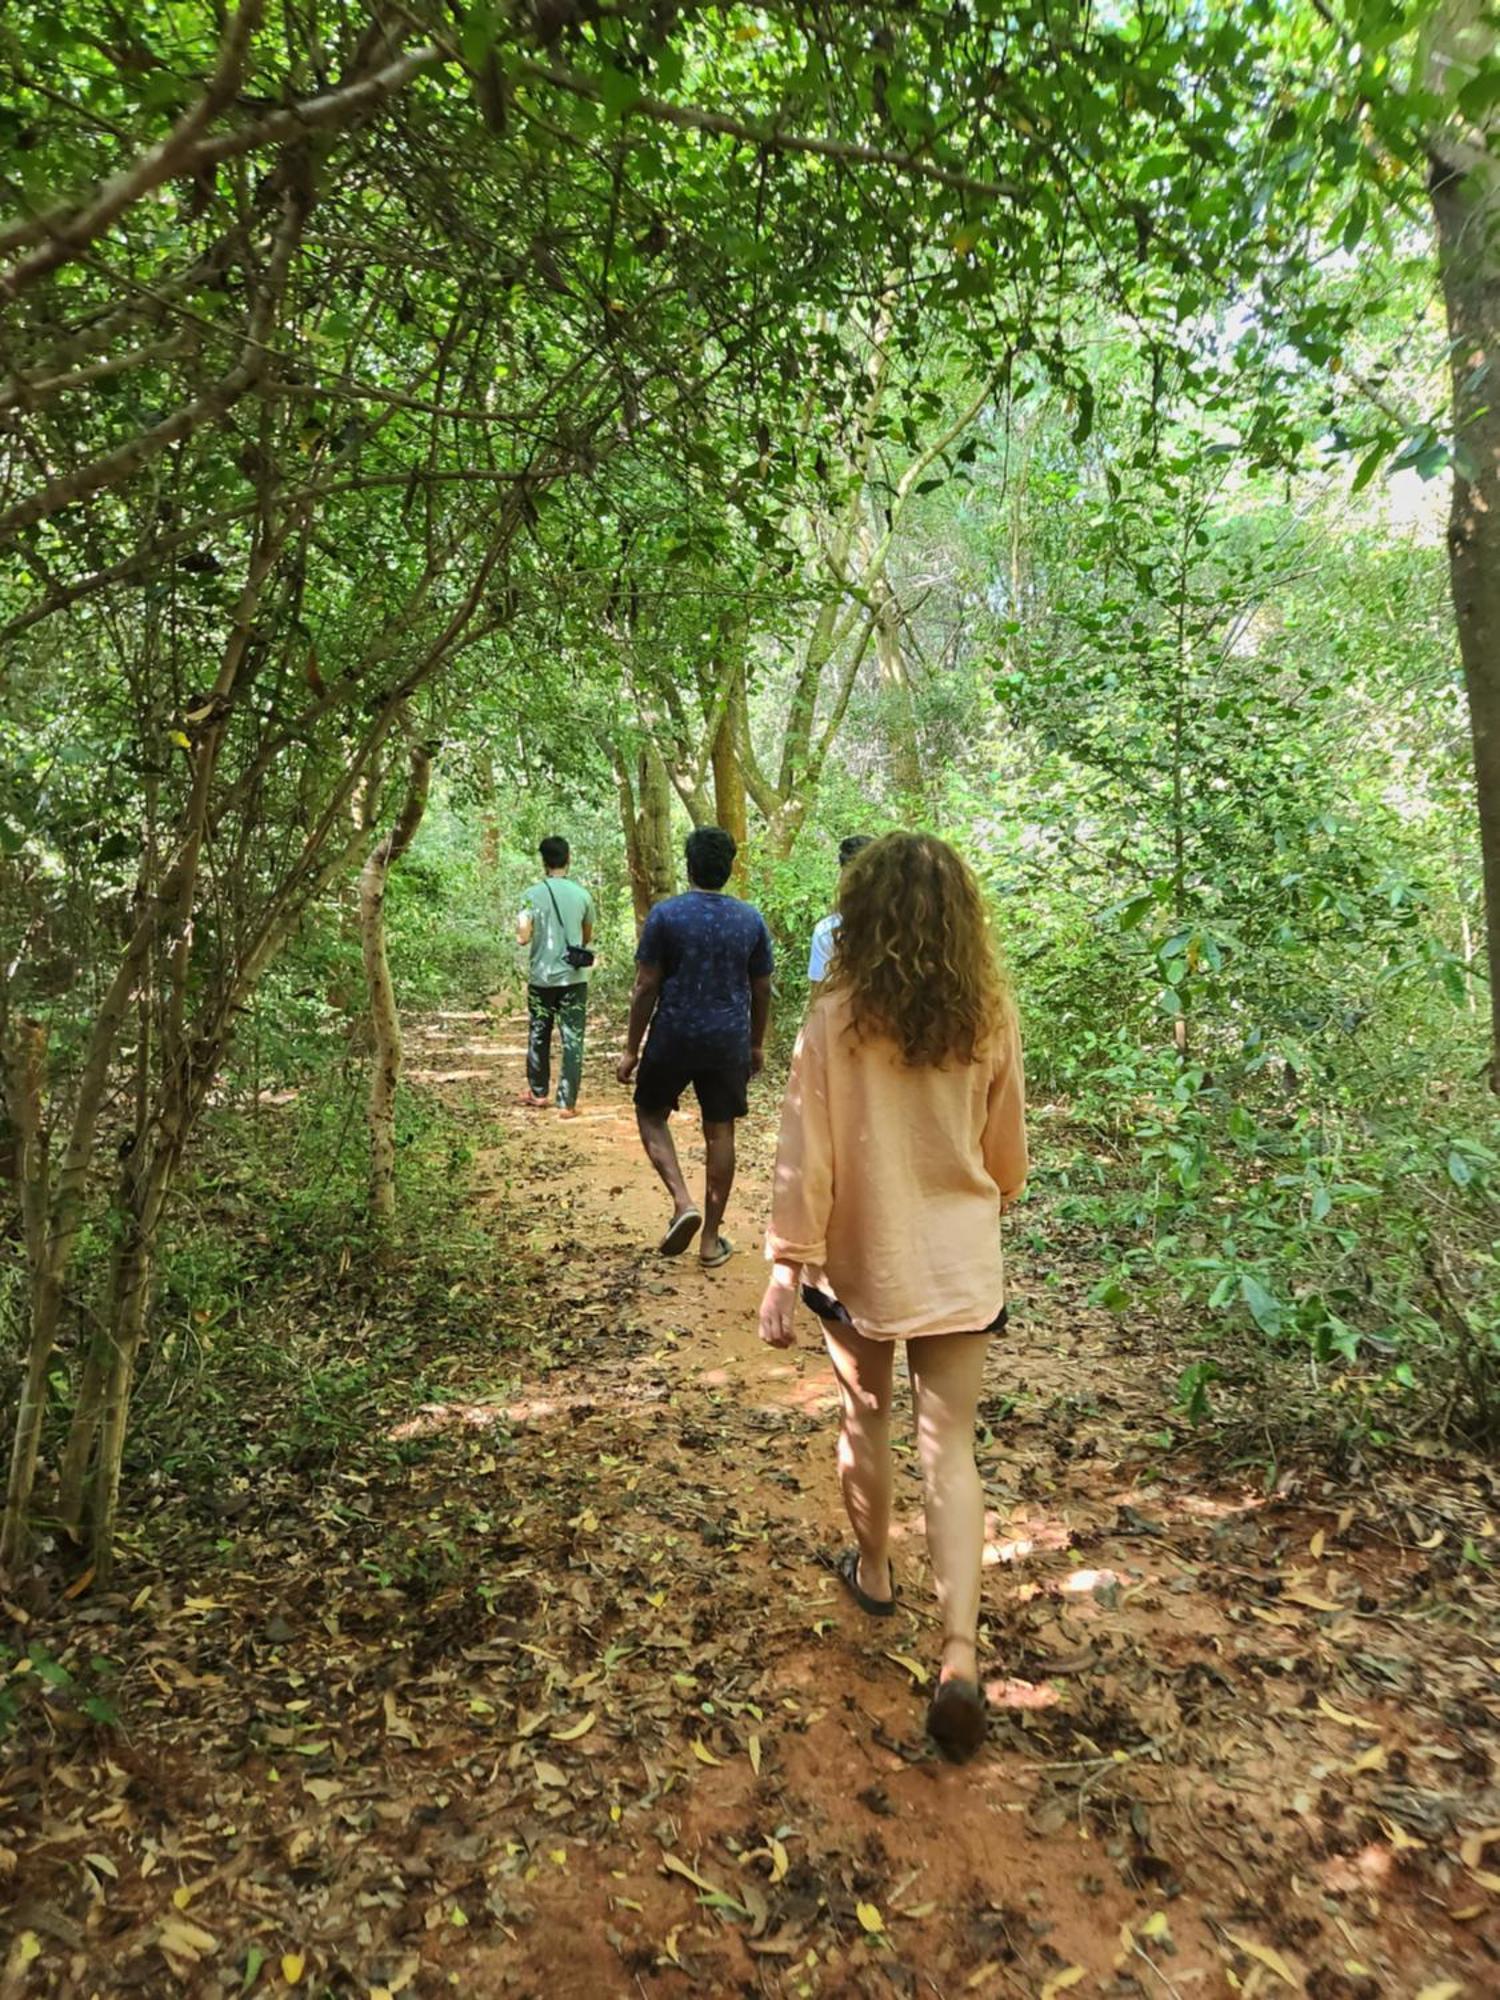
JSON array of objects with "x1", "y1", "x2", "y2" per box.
[{"x1": 825, "y1": 832, "x2": 1008, "y2": 1066}]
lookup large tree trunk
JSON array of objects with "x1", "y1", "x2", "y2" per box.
[
  {"x1": 1428, "y1": 0, "x2": 1500, "y2": 1088},
  {"x1": 360, "y1": 739, "x2": 434, "y2": 1232}
]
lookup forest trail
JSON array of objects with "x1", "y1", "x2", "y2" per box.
[{"x1": 5, "y1": 1010, "x2": 1499, "y2": 1998}]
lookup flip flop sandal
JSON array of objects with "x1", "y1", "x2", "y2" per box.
[
  {"x1": 658, "y1": 1208, "x2": 703, "y2": 1256},
  {"x1": 830, "y1": 1547, "x2": 897, "y2": 1618},
  {"x1": 699, "y1": 1236, "x2": 735, "y2": 1270},
  {"x1": 926, "y1": 1678, "x2": 987, "y2": 1763}
]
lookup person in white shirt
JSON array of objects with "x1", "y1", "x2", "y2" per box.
[{"x1": 808, "y1": 834, "x2": 874, "y2": 985}]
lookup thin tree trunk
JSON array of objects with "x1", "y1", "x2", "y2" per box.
[
  {"x1": 0, "y1": 1024, "x2": 58, "y2": 1567},
  {"x1": 712, "y1": 659, "x2": 749, "y2": 848},
  {"x1": 1427, "y1": 0, "x2": 1500, "y2": 1087},
  {"x1": 873, "y1": 583, "x2": 924, "y2": 801},
  {"x1": 637, "y1": 741, "x2": 676, "y2": 909},
  {"x1": 59, "y1": 999, "x2": 153, "y2": 1538},
  {"x1": 360, "y1": 739, "x2": 434, "y2": 1232},
  {"x1": 91, "y1": 1181, "x2": 161, "y2": 1580},
  {"x1": 612, "y1": 748, "x2": 650, "y2": 930}
]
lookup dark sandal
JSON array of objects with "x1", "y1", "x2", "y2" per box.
[
  {"x1": 699, "y1": 1235, "x2": 735, "y2": 1270},
  {"x1": 832, "y1": 1548, "x2": 896, "y2": 1618},
  {"x1": 926, "y1": 1678, "x2": 987, "y2": 1763},
  {"x1": 658, "y1": 1208, "x2": 703, "y2": 1256}
]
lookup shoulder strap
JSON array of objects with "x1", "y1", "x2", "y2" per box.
[{"x1": 543, "y1": 878, "x2": 576, "y2": 948}]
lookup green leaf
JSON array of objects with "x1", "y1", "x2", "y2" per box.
[
  {"x1": 1239, "y1": 1274, "x2": 1283, "y2": 1337},
  {"x1": 1176, "y1": 1360, "x2": 1220, "y2": 1424},
  {"x1": 595, "y1": 64, "x2": 643, "y2": 119},
  {"x1": 1457, "y1": 66, "x2": 1500, "y2": 122}
]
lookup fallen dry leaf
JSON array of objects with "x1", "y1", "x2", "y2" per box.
[
  {"x1": 1378, "y1": 1815, "x2": 1427, "y2": 1853},
  {"x1": 691, "y1": 1737, "x2": 723, "y2": 1766},
  {"x1": 1285, "y1": 1587, "x2": 1341, "y2": 1613},
  {"x1": 1228, "y1": 1934, "x2": 1298, "y2": 1989},
  {"x1": 1317, "y1": 1696, "x2": 1364, "y2": 1728},
  {"x1": 1459, "y1": 1826, "x2": 1500, "y2": 1870},
  {"x1": 1039, "y1": 1967, "x2": 1087, "y2": 2000},
  {"x1": 856, "y1": 1902, "x2": 884, "y2": 1935},
  {"x1": 156, "y1": 1918, "x2": 219, "y2": 1964},
  {"x1": 551, "y1": 1711, "x2": 596, "y2": 1741},
  {"x1": 382, "y1": 1689, "x2": 420, "y2": 1747},
  {"x1": 885, "y1": 1650, "x2": 929, "y2": 1686},
  {"x1": 661, "y1": 1852, "x2": 724, "y2": 1897}
]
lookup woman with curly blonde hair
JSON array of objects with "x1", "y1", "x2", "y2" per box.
[{"x1": 759, "y1": 833, "x2": 1027, "y2": 1761}]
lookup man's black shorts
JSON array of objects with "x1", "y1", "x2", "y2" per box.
[{"x1": 634, "y1": 1046, "x2": 750, "y2": 1123}]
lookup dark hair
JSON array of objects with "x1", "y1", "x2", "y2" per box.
[
  {"x1": 685, "y1": 825, "x2": 736, "y2": 890},
  {"x1": 839, "y1": 834, "x2": 874, "y2": 869},
  {"x1": 539, "y1": 835, "x2": 570, "y2": 870}
]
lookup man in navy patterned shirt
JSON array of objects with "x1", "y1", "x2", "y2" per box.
[{"x1": 617, "y1": 827, "x2": 774, "y2": 1269}]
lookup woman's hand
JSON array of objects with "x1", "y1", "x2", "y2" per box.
[{"x1": 758, "y1": 1266, "x2": 800, "y2": 1349}]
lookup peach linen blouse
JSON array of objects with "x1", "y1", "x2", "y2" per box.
[{"x1": 767, "y1": 990, "x2": 1028, "y2": 1340}]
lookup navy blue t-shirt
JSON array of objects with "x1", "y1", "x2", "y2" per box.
[{"x1": 637, "y1": 890, "x2": 775, "y2": 1065}]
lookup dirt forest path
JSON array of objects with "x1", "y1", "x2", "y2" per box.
[
  {"x1": 5, "y1": 1008, "x2": 1499, "y2": 1999},
  {"x1": 406, "y1": 1010, "x2": 1500, "y2": 1998}
]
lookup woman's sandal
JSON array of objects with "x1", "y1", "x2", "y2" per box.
[
  {"x1": 926, "y1": 1677, "x2": 987, "y2": 1763},
  {"x1": 832, "y1": 1547, "x2": 896, "y2": 1618}
]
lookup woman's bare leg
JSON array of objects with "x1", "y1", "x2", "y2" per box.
[
  {"x1": 822, "y1": 1322, "x2": 896, "y2": 1601},
  {"x1": 908, "y1": 1333, "x2": 989, "y2": 1685}
]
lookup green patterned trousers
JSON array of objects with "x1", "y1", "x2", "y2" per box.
[{"x1": 527, "y1": 982, "x2": 588, "y2": 1109}]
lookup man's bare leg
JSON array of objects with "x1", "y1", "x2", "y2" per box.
[
  {"x1": 637, "y1": 1108, "x2": 697, "y2": 1236},
  {"x1": 700, "y1": 1119, "x2": 736, "y2": 1262}
]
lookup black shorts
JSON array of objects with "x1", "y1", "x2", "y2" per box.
[
  {"x1": 802, "y1": 1285, "x2": 1008, "y2": 1335},
  {"x1": 634, "y1": 1049, "x2": 750, "y2": 1124}
]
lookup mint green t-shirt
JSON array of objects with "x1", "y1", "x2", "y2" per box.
[{"x1": 520, "y1": 876, "x2": 595, "y2": 987}]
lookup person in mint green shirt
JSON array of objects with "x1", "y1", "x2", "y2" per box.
[{"x1": 516, "y1": 836, "x2": 595, "y2": 1117}]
